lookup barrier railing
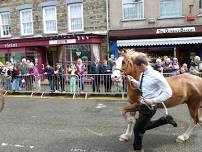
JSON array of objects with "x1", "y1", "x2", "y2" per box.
[{"x1": 0, "y1": 72, "x2": 184, "y2": 99}]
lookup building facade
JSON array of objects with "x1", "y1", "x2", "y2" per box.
[
  {"x1": 109, "y1": 0, "x2": 202, "y2": 65},
  {"x1": 0, "y1": 0, "x2": 107, "y2": 73}
]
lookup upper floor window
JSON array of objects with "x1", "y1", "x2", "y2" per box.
[
  {"x1": 160, "y1": 0, "x2": 182, "y2": 18},
  {"x1": 43, "y1": 6, "x2": 57, "y2": 34},
  {"x1": 20, "y1": 9, "x2": 33, "y2": 35},
  {"x1": 68, "y1": 3, "x2": 83, "y2": 32},
  {"x1": 0, "y1": 12, "x2": 11, "y2": 37},
  {"x1": 122, "y1": 0, "x2": 144, "y2": 20},
  {"x1": 199, "y1": 0, "x2": 202, "y2": 14}
]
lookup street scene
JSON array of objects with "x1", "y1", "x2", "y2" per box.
[
  {"x1": 0, "y1": 97, "x2": 201, "y2": 152},
  {"x1": 0, "y1": 0, "x2": 202, "y2": 152}
]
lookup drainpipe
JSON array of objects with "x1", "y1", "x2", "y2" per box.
[{"x1": 106, "y1": 0, "x2": 109, "y2": 59}]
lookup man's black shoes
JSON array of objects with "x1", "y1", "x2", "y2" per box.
[{"x1": 166, "y1": 115, "x2": 177, "y2": 127}]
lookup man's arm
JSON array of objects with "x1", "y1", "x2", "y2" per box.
[
  {"x1": 152, "y1": 74, "x2": 172, "y2": 103},
  {"x1": 127, "y1": 75, "x2": 140, "y2": 88}
]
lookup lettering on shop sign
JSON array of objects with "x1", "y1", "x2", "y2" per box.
[
  {"x1": 49, "y1": 39, "x2": 76, "y2": 45},
  {"x1": 156, "y1": 27, "x2": 196, "y2": 34},
  {"x1": 4, "y1": 43, "x2": 18, "y2": 48}
]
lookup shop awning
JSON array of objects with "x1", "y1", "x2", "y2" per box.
[{"x1": 117, "y1": 36, "x2": 202, "y2": 47}]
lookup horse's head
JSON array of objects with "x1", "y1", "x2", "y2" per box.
[{"x1": 111, "y1": 49, "x2": 140, "y2": 81}]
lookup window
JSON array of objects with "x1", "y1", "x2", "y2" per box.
[
  {"x1": 43, "y1": 6, "x2": 57, "y2": 34},
  {"x1": 122, "y1": 0, "x2": 144, "y2": 20},
  {"x1": 200, "y1": 0, "x2": 202, "y2": 14},
  {"x1": 0, "y1": 12, "x2": 11, "y2": 37},
  {"x1": 160, "y1": 0, "x2": 182, "y2": 18},
  {"x1": 20, "y1": 9, "x2": 33, "y2": 35},
  {"x1": 68, "y1": 3, "x2": 83, "y2": 32}
]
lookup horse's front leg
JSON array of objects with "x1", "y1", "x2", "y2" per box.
[
  {"x1": 119, "y1": 112, "x2": 136, "y2": 142},
  {"x1": 176, "y1": 118, "x2": 197, "y2": 143}
]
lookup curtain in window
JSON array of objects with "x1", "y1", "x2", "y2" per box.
[
  {"x1": 0, "y1": 12, "x2": 11, "y2": 36},
  {"x1": 160, "y1": 0, "x2": 181, "y2": 18},
  {"x1": 123, "y1": 0, "x2": 143, "y2": 20},
  {"x1": 69, "y1": 4, "x2": 83, "y2": 31},
  {"x1": 44, "y1": 7, "x2": 57, "y2": 33},
  {"x1": 21, "y1": 9, "x2": 33, "y2": 35}
]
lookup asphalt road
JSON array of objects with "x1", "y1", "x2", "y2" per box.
[{"x1": 0, "y1": 96, "x2": 201, "y2": 152}]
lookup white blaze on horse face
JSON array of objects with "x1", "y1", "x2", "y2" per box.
[{"x1": 111, "y1": 56, "x2": 124, "y2": 80}]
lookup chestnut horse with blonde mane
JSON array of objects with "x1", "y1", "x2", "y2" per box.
[{"x1": 111, "y1": 50, "x2": 202, "y2": 143}]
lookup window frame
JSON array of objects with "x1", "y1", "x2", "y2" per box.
[
  {"x1": 43, "y1": 6, "x2": 58, "y2": 34},
  {"x1": 20, "y1": 9, "x2": 33, "y2": 36},
  {"x1": 122, "y1": 0, "x2": 144, "y2": 21},
  {"x1": 160, "y1": 0, "x2": 182, "y2": 18},
  {"x1": 0, "y1": 12, "x2": 11, "y2": 38},
  {"x1": 68, "y1": 3, "x2": 84, "y2": 32}
]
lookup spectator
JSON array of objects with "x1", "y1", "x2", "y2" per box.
[
  {"x1": 108, "y1": 54, "x2": 116, "y2": 71},
  {"x1": 172, "y1": 57, "x2": 180, "y2": 74},
  {"x1": 90, "y1": 58, "x2": 102, "y2": 92},
  {"x1": 11, "y1": 65, "x2": 20, "y2": 91},
  {"x1": 68, "y1": 63, "x2": 77, "y2": 94},
  {"x1": 189, "y1": 56, "x2": 202, "y2": 76},
  {"x1": 75, "y1": 58, "x2": 86, "y2": 92},
  {"x1": 153, "y1": 58, "x2": 163, "y2": 73},
  {"x1": 2, "y1": 62, "x2": 12, "y2": 90},
  {"x1": 19, "y1": 58, "x2": 28, "y2": 90},
  {"x1": 28, "y1": 63, "x2": 41, "y2": 92},
  {"x1": 55, "y1": 63, "x2": 65, "y2": 93},
  {"x1": 44, "y1": 64, "x2": 55, "y2": 93},
  {"x1": 102, "y1": 59, "x2": 112, "y2": 92},
  {"x1": 162, "y1": 58, "x2": 173, "y2": 73}
]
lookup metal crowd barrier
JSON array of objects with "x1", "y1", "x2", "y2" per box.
[{"x1": 0, "y1": 72, "x2": 182, "y2": 99}]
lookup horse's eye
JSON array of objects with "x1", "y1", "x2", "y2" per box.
[{"x1": 122, "y1": 60, "x2": 126, "y2": 65}]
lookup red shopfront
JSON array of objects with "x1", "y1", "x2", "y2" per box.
[{"x1": 0, "y1": 34, "x2": 105, "y2": 73}]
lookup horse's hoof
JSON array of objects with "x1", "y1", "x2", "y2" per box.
[
  {"x1": 119, "y1": 137, "x2": 129, "y2": 142},
  {"x1": 119, "y1": 134, "x2": 130, "y2": 142},
  {"x1": 176, "y1": 134, "x2": 189, "y2": 143}
]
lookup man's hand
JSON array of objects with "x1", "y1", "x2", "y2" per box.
[
  {"x1": 144, "y1": 99, "x2": 154, "y2": 105},
  {"x1": 127, "y1": 75, "x2": 134, "y2": 81}
]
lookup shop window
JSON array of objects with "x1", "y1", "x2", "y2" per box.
[
  {"x1": 122, "y1": 0, "x2": 144, "y2": 20},
  {"x1": 160, "y1": 0, "x2": 182, "y2": 18},
  {"x1": 200, "y1": 0, "x2": 202, "y2": 14},
  {"x1": 43, "y1": 6, "x2": 57, "y2": 34},
  {"x1": 68, "y1": 3, "x2": 83, "y2": 32},
  {"x1": 0, "y1": 12, "x2": 11, "y2": 37},
  {"x1": 20, "y1": 9, "x2": 33, "y2": 35}
]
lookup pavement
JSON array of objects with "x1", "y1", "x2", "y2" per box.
[{"x1": 0, "y1": 96, "x2": 201, "y2": 152}]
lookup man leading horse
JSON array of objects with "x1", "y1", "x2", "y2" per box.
[
  {"x1": 111, "y1": 50, "x2": 202, "y2": 151},
  {"x1": 127, "y1": 53, "x2": 177, "y2": 152}
]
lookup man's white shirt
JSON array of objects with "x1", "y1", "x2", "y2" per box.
[{"x1": 130, "y1": 66, "x2": 172, "y2": 104}]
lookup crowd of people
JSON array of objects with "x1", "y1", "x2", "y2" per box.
[
  {"x1": 0, "y1": 54, "x2": 117, "y2": 93},
  {"x1": 0, "y1": 54, "x2": 202, "y2": 93},
  {"x1": 152, "y1": 55, "x2": 202, "y2": 76}
]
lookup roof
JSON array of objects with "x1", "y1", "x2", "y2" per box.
[{"x1": 117, "y1": 36, "x2": 202, "y2": 47}]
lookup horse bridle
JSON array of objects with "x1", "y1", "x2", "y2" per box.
[{"x1": 113, "y1": 58, "x2": 131, "y2": 77}]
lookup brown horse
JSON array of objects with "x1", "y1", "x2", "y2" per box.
[{"x1": 111, "y1": 50, "x2": 202, "y2": 143}]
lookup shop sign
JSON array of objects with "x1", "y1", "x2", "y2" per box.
[
  {"x1": 4, "y1": 43, "x2": 18, "y2": 48},
  {"x1": 49, "y1": 39, "x2": 76, "y2": 45},
  {"x1": 156, "y1": 27, "x2": 195, "y2": 34}
]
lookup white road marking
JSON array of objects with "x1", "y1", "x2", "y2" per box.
[
  {"x1": 1, "y1": 143, "x2": 8, "y2": 146},
  {"x1": 1, "y1": 142, "x2": 34, "y2": 149},
  {"x1": 14, "y1": 144, "x2": 24, "y2": 148},
  {"x1": 96, "y1": 103, "x2": 106, "y2": 109},
  {"x1": 85, "y1": 128, "x2": 103, "y2": 136}
]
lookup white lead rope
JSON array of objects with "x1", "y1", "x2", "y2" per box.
[{"x1": 141, "y1": 96, "x2": 168, "y2": 115}]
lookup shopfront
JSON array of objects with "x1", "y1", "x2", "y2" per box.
[
  {"x1": 0, "y1": 33, "x2": 105, "y2": 73},
  {"x1": 109, "y1": 25, "x2": 202, "y2": 66}
]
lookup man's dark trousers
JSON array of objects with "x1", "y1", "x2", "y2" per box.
[{"x1": 133, "y1": 104, "x2": 169, "y2": 150}]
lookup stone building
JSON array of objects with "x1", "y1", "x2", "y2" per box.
[
  {"x1": 0, "y1": 0, "x2": 107, "y2": 73},
  {"x1": 109, "y1": 0, "x2": 202, "y2": 65}
]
